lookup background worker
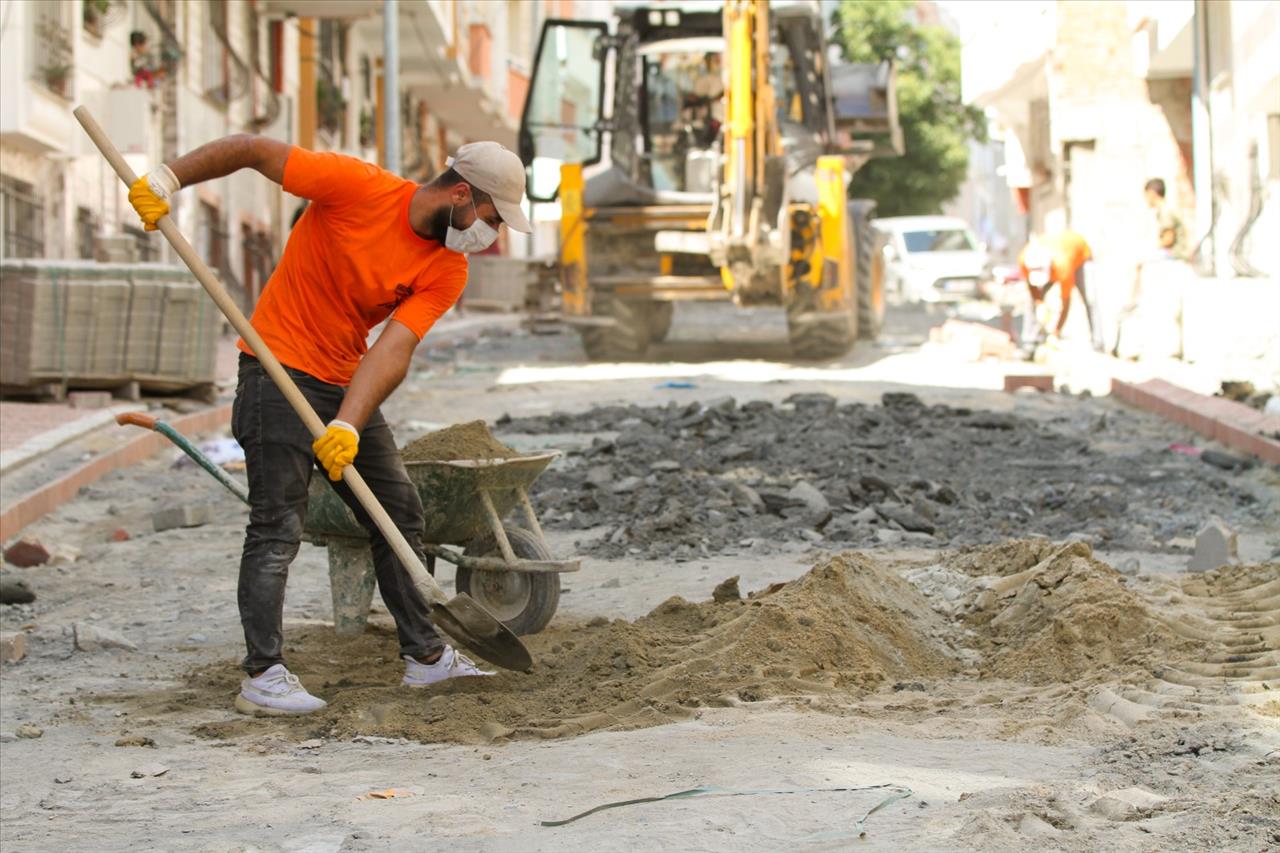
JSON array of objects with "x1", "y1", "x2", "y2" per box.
[
  {"x1": 1143, "y1": 177, "x2": 1188, "y2": 260},
  {"x1": 128, "y1": 137, "x2": 532, "y2": 716},
  {"x1": 1018, "y1": 228, "x2": 1095, "y2": 350},
  {"x1": 1115, "y1": 178, "x2": 1190, "y2": 358}
]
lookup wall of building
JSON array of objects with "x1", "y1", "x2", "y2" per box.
[
  {"x1": 962, "y1": 0, "x2": 1277, "y2": 282},
  {"x1": 0, "y1": 0, "x2": 302, "y2": 302},
  {"x1": 1199, "y1": 0, "x2": 1279, "y2": 277}
]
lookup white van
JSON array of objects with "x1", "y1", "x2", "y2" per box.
[{"x1": 872, "y1": 216, "x2": 990, "y2": 304}]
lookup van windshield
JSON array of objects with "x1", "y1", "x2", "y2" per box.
[{"x1": 903, "y1": 229, "x2": 976, "y2": 253}]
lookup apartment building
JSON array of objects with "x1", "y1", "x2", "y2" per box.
[
  {"x1": 960, "y1": 0, "x2": 1279, "y2": 280},
  {"x1": 0, "y1": 0, "x2": 581, "y2": 303}
]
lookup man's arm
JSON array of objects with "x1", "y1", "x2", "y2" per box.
[
  {"x1": 166, "y1": 134, "x2": 290, "y2": 187},
  {"x1": 334, "y1": 321, "x2": 419, "y2": 431},
  {"x1": 129, "y1": 135, "x2": 291, "y2": 231}
]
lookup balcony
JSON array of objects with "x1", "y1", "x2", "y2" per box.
[
  {"x1": 342, "y1": 2, "x2": 517, "y2": 148},
  {"x1": 256, "y1": 0, "x2": 379, "y2": 16},
  {"x1": 0, "y1": 5, "x2": 76, "y2": 153}
]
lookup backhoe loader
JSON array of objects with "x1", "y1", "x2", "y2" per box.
[{"x1": 518, "y1": 0, "x2": 901, "y2": 359}]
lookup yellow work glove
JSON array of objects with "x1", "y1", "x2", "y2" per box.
[
  {"x1": 313, "y1": 420, "x2": 359, "y2": 481},
  {"x1": 127, "y1": 164, "x2": 180, "y2": 231}
]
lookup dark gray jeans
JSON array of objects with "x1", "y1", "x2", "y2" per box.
[{"x1": 231, "y1": 354, "x2": 444, "y2": 674}]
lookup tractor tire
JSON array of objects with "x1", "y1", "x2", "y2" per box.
[
  {"x1": 648, "y1": 301, "x2": 674, "y2": 343},
  {"x1": 579, "y1": 296, "x2": 652, "y2": 361},
  {"x1": 458, "y1": 526, "x2": 561, "y2": 636},
  {"x1": 850, "y1": 199, "x2": 884, "y2": 340},
  {"x1": 786, "y1": 211, "x2": 858, "y2": 360},
  {"x1": 786, "y1": 307, "x2": 857, "y2": 360}
]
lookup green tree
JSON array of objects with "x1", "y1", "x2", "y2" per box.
[{"x1": 833, "y1": 0, "x2": 986, "y2": 216}]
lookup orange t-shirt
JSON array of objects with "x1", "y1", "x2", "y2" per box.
[
  {"x1": 1019, "y1": 229, "x2": 1092, "y2": 289},
  {"x1": 237, "y1": 147, "x2": 468, "y2": 385}
]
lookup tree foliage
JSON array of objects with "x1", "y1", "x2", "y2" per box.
[{"x1": 833, "y1": 0, "x2": 986, "y2": 216}]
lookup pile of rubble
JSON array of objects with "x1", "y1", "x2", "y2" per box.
[{"x1": 498, "y1": 392, "x2": 1265, "y2": 560}]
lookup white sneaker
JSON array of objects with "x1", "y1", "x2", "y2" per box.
[
  {"x1": 401, "y1": 646, "x2": 494, "y2": 687},
  {"x1": 234, "y1": 664, "x2": 328, "y2": 716}
]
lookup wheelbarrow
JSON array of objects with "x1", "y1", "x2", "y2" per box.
[{"x1": 117, "y1": 412, "x2": 578, "y2": 637}]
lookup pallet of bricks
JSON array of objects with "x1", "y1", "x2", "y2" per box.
[{"x1": 0, "y1": 260, "x2": 221, "y2": 402}]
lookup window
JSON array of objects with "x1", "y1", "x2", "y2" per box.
[
  {"x1": 246, "y1": 3, "x2": 260, "y2": 73},
  {"x1": 770, "y1": 42, "x2": 803, "y2": 125},
  {"x1": 903, "y1": 229, "x2": 977, "y2": 253},
  {"x1": 204, "y1": 1, "x2": 230, "y2": 103},
  {"x1": 523, "y1": 21, "x2": 606, "y2": 200},
  {"x1": 1268, "y1": 114, "x2": 1280, "y2": 182},
  {"x1": 123, "y1": 224, "x2": 159, "y2": 262},
  {"x1": 469, "y1": 24, "x2": 492, "y2": 79},
  {"x1": 241, "y1": 225, "x2": 274, "y2": 308},
  {"x1": 319, "y1": 20, "x2": 336, "y2": 76},
  {"x1": 641, "y1": 48, "x2": 722, "y2": 191},
  {"x1": 0, "y1": 176, "x2": 46, "y2": 258},
  {"x1": 33, "y1": 3, "x2": 73, "y2": 98},
  {"x1": 507, "y1": 0, "x2": 535, "y2": 69},
  {"x1": 76, "y1": 207, "x2": 98, "y2": 260},
  {"x1": 83, "y1": 0, "x2": 111, "y2": 39},
  {"x1": 209, "y1": 0, "x2": 226, "y2": 35},
  {"x1": 269, "y1": 20, "x2": 285, "y2": 93},
  {"x1": 197, "y1": 201, "x2": 226, "y2": 272}
]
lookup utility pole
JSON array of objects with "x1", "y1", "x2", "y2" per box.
[{"x1": 383, "y1": 0, "x2": 400, "y2": 174}]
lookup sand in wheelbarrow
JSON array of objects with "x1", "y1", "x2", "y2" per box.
[{"x1": 401, "y1": 420, "x2": 518, "y2": 462}]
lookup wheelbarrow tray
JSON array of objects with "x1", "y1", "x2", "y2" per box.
[{"x1": 304, "y1": 452, "x2": 560, "y2": 546}]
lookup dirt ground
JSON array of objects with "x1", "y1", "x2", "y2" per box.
[{"x1": 2, "y1": 304, "x2": 1278, "y2": 852}]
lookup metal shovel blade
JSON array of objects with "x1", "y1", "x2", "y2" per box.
[{"x1": 429, "y1": 594, "x2": 533, "y2": 672}]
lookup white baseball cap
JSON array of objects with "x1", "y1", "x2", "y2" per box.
[{"x1": 447, "y1": 141, "x2": 532, "y2": 233}]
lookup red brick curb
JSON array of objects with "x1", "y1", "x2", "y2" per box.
[
  {"x1": 1111, "y1": 378, "x2": 1280, "y2": 464},
  {"x1": 0, "y1": 403, "x2": 233, "y2": 542}
]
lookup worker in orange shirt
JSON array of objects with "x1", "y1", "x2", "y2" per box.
[
  {"x1": 1018, "y1": 229, "x2": 1095, "y2": 348},
  {"x1": 127, "y1": 136, "x2": 532, "y2": 715}
]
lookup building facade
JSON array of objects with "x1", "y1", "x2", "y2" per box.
[
  {"x1": 960, "y1": 0, "x2": 1279, "y2": 281},
  {"x1": 0, "y1": 0, "x2": 575, "y2": 302}
]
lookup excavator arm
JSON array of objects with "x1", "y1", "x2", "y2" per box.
[{"x1": 709, "y1": 0, "x2": 786, "y2": 292}]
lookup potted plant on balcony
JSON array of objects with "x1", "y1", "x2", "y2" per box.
[
  {"x1": 36, "y1": 18, "x2": 73, "y2": 97},
  {"x1": 83, "y1": 0, "x2": 112, "y2": 38},
  {"x1": 317, "y1": 77, "x2": 346, "y2": 135},
  {"x1": 40, "y1": 62, "x2": 73, "y2": 97}
]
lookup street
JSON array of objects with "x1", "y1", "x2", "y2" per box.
[{"x1": 1, "y1": 303, "x2": 1276, "y2": 852}]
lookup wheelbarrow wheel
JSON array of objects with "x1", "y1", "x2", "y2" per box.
[{"x1": 457, "y1": 526, "x2": 560, "y2": 636}]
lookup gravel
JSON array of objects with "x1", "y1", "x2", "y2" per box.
[{"x1": 497, "y1": 392, "x2": 1270, "y2": 561}]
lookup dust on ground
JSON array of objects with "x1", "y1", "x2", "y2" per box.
[
  {"x1": 105, "y1": 543, "x2": 1272, "y2": 750},
  {"x1": 401, "y1": 420, "x2": 518, "y2": 462}
]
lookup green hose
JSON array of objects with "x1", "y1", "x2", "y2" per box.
[{"x1": 154, "y1": 420, "x2": 250, "y2": 505}]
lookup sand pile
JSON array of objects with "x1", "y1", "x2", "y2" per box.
[
  {"x1": 118, "y1": 544, "x2": 1209, "y2": 746},
  {"x1": 401, "y1": 420, "x2": 518, "y2": 462},
  {"x1": 955, "y1": 541, "x2": 1192, "y2": 682},
  {"x1": 165, "y1": 553, "x2": 955, "y2": 745}
]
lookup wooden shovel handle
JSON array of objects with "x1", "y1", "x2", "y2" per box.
[{"x1": 74, "y1": 106, "x2": 447, "y2": 607}]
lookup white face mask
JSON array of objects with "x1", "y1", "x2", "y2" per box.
[{"x1": 445, "y1": 198, "x2": 499, "y2": 254}]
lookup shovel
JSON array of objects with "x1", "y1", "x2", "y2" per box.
[{"x1": 75, "y1": 106, "x2": 532, "y2": 672}]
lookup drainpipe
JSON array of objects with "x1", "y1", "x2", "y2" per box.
[
  {"x1": 1190, "y1": 0, "x2": 1215, "y2": 274},
  {"x1": 383, "y1": 0, "x2": 400, "y2": 175}
]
